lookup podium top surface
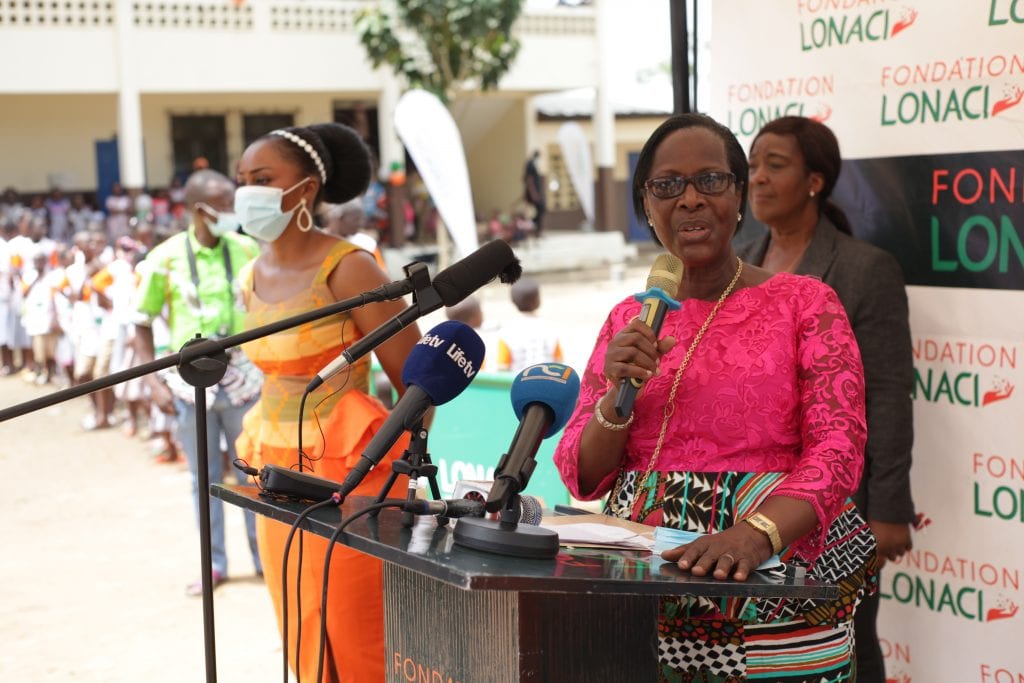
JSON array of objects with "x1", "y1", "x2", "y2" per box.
[{"x1": 213, "y1": 485, "x2": 836, "y2": 601}]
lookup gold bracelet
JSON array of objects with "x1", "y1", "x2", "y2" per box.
[
  {"x1": 744, "y1": 512, "x2": 783, "y2": 554},
  {"x1": 594, "y1": 394, "x2": 633, "y2": 431}
]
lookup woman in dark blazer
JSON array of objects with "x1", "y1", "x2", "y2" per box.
[{"x1": 737, "y1": 116, "x2": 915, "y2": 683}]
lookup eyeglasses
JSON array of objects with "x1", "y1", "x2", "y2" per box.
[{"x1": 644, "y1": 172, "x2": 736, "y2": 199}]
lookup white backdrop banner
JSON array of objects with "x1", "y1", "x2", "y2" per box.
[
  {"x1": 708, "y1": 2, "x2": 1024, "y2": 681},
  {"x1": 394, "y1": 89, "x2": 479, "y2": 260},
  {"x1": 556, "y1": 121, "x2": 595, "y2": 224}
]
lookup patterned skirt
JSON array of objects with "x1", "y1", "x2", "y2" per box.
[{"x1": 608, "y1": 470, "x2": 877, "y2": 683}]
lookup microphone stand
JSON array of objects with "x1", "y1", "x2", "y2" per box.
[
  {"x1": 0, "y1": 261, "x2": 434, "y2": 683},
  {"x1": 369, "y1": 419, "x2": 447, "y2": 528},
  {"x1": 452, "y1": 492, "x2": 559, "y2": 559},
  {"x1": 452, "y1": 435, "x2": 559, "y2": 559}
]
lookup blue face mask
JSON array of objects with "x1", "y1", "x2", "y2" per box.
[
  {"x1": 233, "y1": 179, "x2": 309, "y2": 242},
  {"x1": 196, "y1": 203, "x2": 240, "y2": 237}
]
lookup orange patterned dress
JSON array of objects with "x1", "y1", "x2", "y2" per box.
[{"x1": 236, "y1": 240, "x2": 407, "y2": 682}]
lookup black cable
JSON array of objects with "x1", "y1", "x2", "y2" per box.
[
  {"x1": 315, "y1": 500, "x2": 399, "y2": 683},
  {"x1": 293, "y1": 388, "x2": 312, "y2": 681},
  {"x1": 279, "y1": 493, "x2": 343, "y2": 683},
  {"x1": 291, "y1": 363, "x2": 348, "y2": 681}
]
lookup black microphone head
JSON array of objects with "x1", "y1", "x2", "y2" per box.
[{"x1": 433, "y1": 240, "x2": 522, "y2": 306}]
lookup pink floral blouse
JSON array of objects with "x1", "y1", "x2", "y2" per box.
[{"x1": 554, "y1": 273, "x2": 866, "y2": 552}]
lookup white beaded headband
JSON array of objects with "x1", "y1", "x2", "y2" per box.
[{"x1": 270, "y1": 129, "x2": 327, "y2": 184}]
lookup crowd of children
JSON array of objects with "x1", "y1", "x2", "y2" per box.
[{"x1": 1, "y1": 188, "x2": 180, "y2": 461}]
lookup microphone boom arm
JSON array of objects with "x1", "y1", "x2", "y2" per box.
[{"x1": 0, "y1": 283, "x2": 405, "y2": 423}]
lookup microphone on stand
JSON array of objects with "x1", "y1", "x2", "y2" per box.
[
  {"x1": 307, "y1": 240, "x2": 521, "y2": 392},
  {"x1": 336, "y1": 320, "x2": 486, "y2": 500},
  {"x1": 453, "y1": 363, "x2": 580, "y2": 559},
  {"x1": 260, "y1": 320, "x2": 485, "y2": 503},
  {"x1": 614, "y1": 253, "x2": 683, "y2": 418}
]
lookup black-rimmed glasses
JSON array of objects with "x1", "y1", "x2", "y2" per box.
[{"x1": 644, "y1": 172, "x2": 736, "y2": 199}]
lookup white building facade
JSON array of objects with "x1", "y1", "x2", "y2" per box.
[{"x1": 0, "y1": 0, "x2": 601, "y2": 220}]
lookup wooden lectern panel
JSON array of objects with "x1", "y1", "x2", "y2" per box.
[{"x1": 383, "y1": 563, "x2": 659, "y2": 682}]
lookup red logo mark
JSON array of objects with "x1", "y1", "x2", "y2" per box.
[
  {"x1": 809, "y1": 104, "x2": 833, "y2": 123},
  {"x1": 913, "y1": 512, "x2": 931, "y2": 531},
  {"x1": 885, "y1": 674, "x2": 912, "y2": 683},
  {"x1": 890, "y1": 8, "x2": 918, "y2": 37},
  {"x1": 986, "y1": 601, "x2": 1019, "y2": 622},
  {"x1": 981, "y1": 378, "x2": 1014, "y2": 407},
  {"x1": 992, "y1": 85, "x2": 1024, "y2": 118}
]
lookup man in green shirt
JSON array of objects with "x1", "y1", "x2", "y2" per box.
[{"x1": 134, "y1": 170, "x2": 263, "y2": 596}]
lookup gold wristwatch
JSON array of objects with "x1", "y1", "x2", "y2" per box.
[{"x1": 744, "y1": 512, "x2": 783, "y2": 554}]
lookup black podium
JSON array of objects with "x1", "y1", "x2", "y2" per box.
[{"x1": 213, "y1": 485, "x2": 836, "y2": 682}]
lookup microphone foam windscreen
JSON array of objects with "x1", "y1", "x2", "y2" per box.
[
  {"x1": 510, "y1": 363, "x2": 581, "y2": 438},
  {"x1": 647, "y1": 252, "x2": 684, "y2": 294},
  {"x1": 432, "y1": 240, "x2": 521, "y2": 306},
  {"x1": 401, "y1": 320, "x2": 486, "y2": 405}
]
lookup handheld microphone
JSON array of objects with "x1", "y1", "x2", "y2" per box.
[
  {"x1": 614, "y1": 253, "x2": 683, "y2": 418},
  {"x1": 486, "y1": 363, "x2": 581, "y2": 512},
  {"x1": 307, "y1": 240, "x2": 521, "y2": 392},
  {"x1": 336, "y1": 320, "x2": 486, "y2": 499}
]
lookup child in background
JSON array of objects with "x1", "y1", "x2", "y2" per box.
[
  {"x1": 94, "y1": 237, "x2": 144, "y2": 435},
  {"x1": 496, "y1": 277, "x2": 563, "y2": 374},
  {"x1": 445, "y1": 295, "x2": 499, "y2": 372},
  {"x1": 52, "y1": 247, "x2": 77, "y2": 387},
  {"x1": 20, "y1": 250, "x2": 59, "y2": 384}
]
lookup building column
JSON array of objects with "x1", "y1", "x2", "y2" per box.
[
  {"x1": 378, "y1": 69, "x2": 407, "y2": 248},
  {"x1": 115, "y1": 0, "x2": 145, "y2": 190},
  {"x1": 594, "y1": 0, "x2": 617, "y2": 233}
]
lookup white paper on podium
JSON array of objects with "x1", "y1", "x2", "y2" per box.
[{"x1": 539, "y1": 514, "x2": 656, "y2": 551}]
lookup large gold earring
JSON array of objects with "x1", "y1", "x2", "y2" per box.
[{"x1": 297, "y1": 199, "x2": 313, "y2": 232}]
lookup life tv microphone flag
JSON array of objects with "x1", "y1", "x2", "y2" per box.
[
  {"x1": 486, "y1": 363, "x2": 581, "y2": 511},
  {"x1": 614, "y1": 253, "x2": 683, "y2": 418},
  {"x1": 336, "y1": 320, "x2": 486, "y2": 499},
  {"x1": 307, "y1": 240, "x2": 521, "y2": 392},
  {"x1": 455, "y1": 363, "x2": 580, "y2": 559}
]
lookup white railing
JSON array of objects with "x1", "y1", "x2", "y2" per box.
[{"x1": 0, "y1": 0, "x2": 593, "y2": 34}]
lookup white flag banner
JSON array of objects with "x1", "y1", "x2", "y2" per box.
[
  {"x1": 707, "y1": 2, "x2": 1024, "y2": 681},
  {"x1": 557, "y1": 121, "x2": 595, "y2": 224},
  {"x1": 394, "y1": 89, "x2": 479, "y2": 259}
]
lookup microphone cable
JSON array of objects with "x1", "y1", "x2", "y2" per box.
[
  {"x1": 279, "y1": 493, "x2": 344, "y2": 683},
  {"x1": 288, "y1": 318, "x2": 354, "y2": 681},
  {"x1": 314, "y1": 499, "x2": 402, "y2": 683}
]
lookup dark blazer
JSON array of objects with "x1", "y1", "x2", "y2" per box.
[{"x1": 737, "y1": 217, "x2": 916, "y2": 523}]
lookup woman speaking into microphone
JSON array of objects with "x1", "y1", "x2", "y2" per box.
[{"x1": 553, "y1": 113, "x2": 876, "y2": 681}]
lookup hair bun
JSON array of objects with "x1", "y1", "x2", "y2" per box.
[{"x1": 306, "y1": 123, "x2": 373, "y2": 204}]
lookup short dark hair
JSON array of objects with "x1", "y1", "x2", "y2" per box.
[
  {"x1": 631, "y1": 113, "x2": 748, "y2": 242},
  {"x1": 752, "y1": 116, "x2": 851, "y2": 235},
  {"x1": 510, "y1": 277, "x2": 540, "y2": 312}
]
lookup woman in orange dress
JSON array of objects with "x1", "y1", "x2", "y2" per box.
[{"x1": 234, "y1": 123, "x2": 422, "y2": 682}]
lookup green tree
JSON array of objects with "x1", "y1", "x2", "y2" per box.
[{"x1": 355, "y1": 0, "x2": 524, "y2": 105}]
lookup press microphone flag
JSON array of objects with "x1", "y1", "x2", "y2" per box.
[
  {"x1": 614, "y1": 253, "x2": 683, "y2": 418},
  {"x1": 486, "y1": 363, "x2": 581, "y2": 512},
  {"x1": 336, "y1": 320, "x2": 486, "y2": 499},
  {"x1": 452, "y1": 362, "x2": 579, "y2": 559},
  {"x1": 307, "y1": 239, "x2": 521, "y2": 392}
]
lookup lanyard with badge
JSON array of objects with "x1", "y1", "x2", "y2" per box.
[{"x1": 184, "y1": 235, "x2": 234, "y2": 339}]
